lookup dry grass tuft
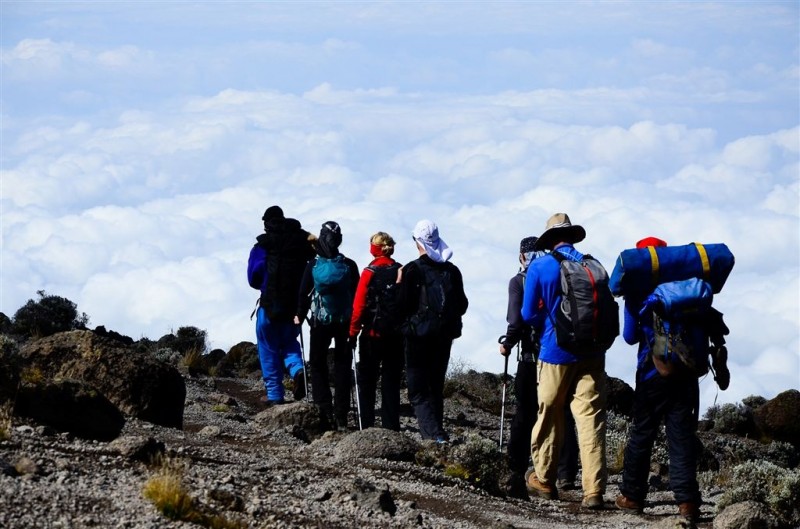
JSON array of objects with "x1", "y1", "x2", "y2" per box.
[{"x1": 142, "y1": 457, "x2": 246, "y2": 529}]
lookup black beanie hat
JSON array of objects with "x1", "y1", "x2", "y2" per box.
[
  {"x1": 262, "y1": 205, "x2": 284, "y2": 222},
  {"x1": 519, "y1": 236, "x2": 538, "y2": 254}
]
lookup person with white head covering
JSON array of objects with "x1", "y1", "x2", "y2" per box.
[
  {"x1": 412, "y1": 219, "x2": 453, "y2": 263},
  {"x1": 398, "y1": 220, "x2": 468, "y2": 442}
]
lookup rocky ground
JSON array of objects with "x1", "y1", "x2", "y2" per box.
[{"x1": 0, "y1": 370, "x2": 723, "y2": 529}]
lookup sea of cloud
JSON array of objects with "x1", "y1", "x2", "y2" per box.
[
  {"x1": 1, "y1": 2, "x2": 798, "y2": 414},
  {"x1": 2, "y1": 86, "x2": 798, "y2": 414}
]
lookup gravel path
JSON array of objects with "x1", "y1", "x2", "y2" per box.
[{"x1": 0, "y1": 376, "x2": 717, "y2": 529}]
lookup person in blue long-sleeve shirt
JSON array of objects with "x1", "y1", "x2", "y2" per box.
[{"x1": 520, "y1": 213, "x2": 608, "y2": 510}]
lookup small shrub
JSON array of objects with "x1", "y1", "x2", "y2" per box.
[
  {"x1": 606, "y1": 429, "x2": 628, "y2": 474},
  {"x1": 712, "y1": 402, "x2": 756, "y2": 437},
  {"x1": 0, "y1": 335, "x2": 22, "y2": 401},
  {"x1": 12, "y1": 290, "x2": 89, "y2": 338},
  {"x1": 742, "y1": 395, "x2": 768, "y2": 410},
  {"x1": 211, "y1": 404, "x2": 230, "y2": 413},
  {"x1": 174, "y1": 326, "x2": 208, "y2": 355},
  {"x1": 0, "y1": 313, "x2": 12, "y2": 334},
  {"x1": 764, "y1": 440, "x2": 799, "y2": 469},
  {"x1": 415, "y1": 443, "x2": 448, "y2": 468},
  {"x1": 153, "y1": 348, "x2": 181, "y2": 366},
  {"x1": 445, "y1": 434, "x2": 506, "y2": 495},
  {"x1": 716, "y1": 460, "x2": 800, "y2": 527}
]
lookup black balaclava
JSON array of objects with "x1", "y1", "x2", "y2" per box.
[{"x1": 316, "y1": 221, "x2": 342, "y2": 258}]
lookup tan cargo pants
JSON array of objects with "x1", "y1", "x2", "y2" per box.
[{"x1": 531, "y1": 356, "x2": 607, "y2": 496}]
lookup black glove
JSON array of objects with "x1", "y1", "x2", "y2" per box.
[{"x1": 348, "y1": 335, "x2": 358, "y2": 350}]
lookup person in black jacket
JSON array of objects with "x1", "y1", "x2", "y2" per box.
[
  {"x1": 500, "y1": 236, "x2": 579, "y2": 498},
  {"x1": 399, "y1": 220, "x2": 468, "y2": 442},
  {"x1": 247, "y1": 205, "x2": 316, "y2": 405},
  {"x1": 296, "y1": 221, "x2": 360, "y2": 431}
]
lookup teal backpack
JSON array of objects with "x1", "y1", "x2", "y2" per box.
[{"x1": 310, "y1": 255, "x2": 352, "y2": 325}]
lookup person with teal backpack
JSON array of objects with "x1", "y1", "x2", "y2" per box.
[{"x1": 296, "y1": 221, "x2": 360, "y2": 431}]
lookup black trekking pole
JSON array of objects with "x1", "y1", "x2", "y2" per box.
[{"x1": 498, "y1": 335, "x2": 510, "y2": 450}]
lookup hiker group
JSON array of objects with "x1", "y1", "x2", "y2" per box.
[
  {"x1": 247, "y1": 206, "x2": 467, "y2": 442},
  {"x1": 248, "y1": 206, "x2": 734, "y2": 523}
]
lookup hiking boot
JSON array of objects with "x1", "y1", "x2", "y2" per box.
[
  {"x1": 525, "y1": 469, "x2": 557, "y2": 500},
  {"x1": 581, "y1": 494, "x2": 604, "y2": 510},
  {"x1": 506, "y1": 472, "x2": 530, "y2": 501},
  {"x1": 556, "y1": 478, "x2": 577, "y2": 491},
  {"x1": 615, "y1": 495, "x2": 643, "y2": 514},
  {"x1": 711, "y1": 345, "x2": 730, "y2": 391},
  {"x1": 259, "y1": 395, "x2": 285, "y2": 406},
  {"x1": 679, "y1": 502, "x2": 700, "y2": 522},
  {"x1": 292, "y1": 370, "x2": 306, "y2": 401}
]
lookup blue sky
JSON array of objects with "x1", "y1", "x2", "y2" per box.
[{"x1": 2, "y1": 1, "x2": 798, "y2": 413}]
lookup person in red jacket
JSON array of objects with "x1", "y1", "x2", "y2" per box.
[{"x1": 349, "y1": 232, "x2": 404, "y2": 430}]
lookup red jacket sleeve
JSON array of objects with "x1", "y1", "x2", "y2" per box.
[{"x1": 349, "y1": 267, "x2": 374, "y2": 337}]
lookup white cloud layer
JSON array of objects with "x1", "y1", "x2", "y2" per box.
[{"x1": 1, "y1": 1, "x2": 798, "y2": 415}]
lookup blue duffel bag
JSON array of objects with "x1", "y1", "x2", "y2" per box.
[{"x1": 609, "y1": 242, "x2": 735, "y2": 297}]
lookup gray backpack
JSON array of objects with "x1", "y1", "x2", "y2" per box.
[{"x1": 550, "y1": 252, "x2": 619, "y2": 355}]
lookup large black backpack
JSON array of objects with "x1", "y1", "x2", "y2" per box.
[
  {"x1": 550, "y1": 251, "x2": 619, "y2": 355},
  {"x1": 401, "y1": 261, "x2": 463, "y2": 339},
  {"x1": 364, "y1": 263, "x2": 402, "y2": 335},
  {"x1": 261, "y1": 221, "x2": 313, "y2": 322}
]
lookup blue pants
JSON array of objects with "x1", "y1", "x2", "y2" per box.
[
  {"x1": 256, "y1": 308, "x2": 305, "y2": 402},
  {"x1": 620, "y1": 373, "x2": 702, "y2": 505}
]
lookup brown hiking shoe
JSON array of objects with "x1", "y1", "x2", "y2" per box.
[
  {"x1": 582, "y1": 494, "x2": 604, "y2": 510},
  {"x1": 615, "y1": 495, "x2": 644, "y2": 514},
  {"x1": 525, "y1": 469, "x2": 557, "y2": 500},
  {"x1": 679, "y1": 502, "x2": 700, "y2": 522}
]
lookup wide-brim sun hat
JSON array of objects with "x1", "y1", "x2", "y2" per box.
[{"x1": 533, "y1": 213, "x2": 586, "y2": 251}]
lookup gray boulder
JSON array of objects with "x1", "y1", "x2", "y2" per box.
[
  {"x1": 714, "y1": 500, "x2": 780, "y2": 529},
  {"x1": 255, "y1": 401, "x2": 325, "y2": 437},
  {"x1": 349, "y1": 478, "x2": 397, "y2": 516},
  {"x1": 14, "y1": 378, "x2": 124, "y2": 441},
  {"x1": 109, "y1": 435, "x2": 166, "y2": 462},
  {"x1": 333, "y1": 428, "x2": 420, "y2": 462},
  {"x1": 18, "y1": 330, "x2": 185, "y2": 428},
  {"x1": 754, "y1": 389, "x2": 800, "y2": 447}
]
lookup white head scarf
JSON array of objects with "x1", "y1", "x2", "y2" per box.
[{"x1": 413, "y1": 219, "x2": 453, "y2": 263}]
